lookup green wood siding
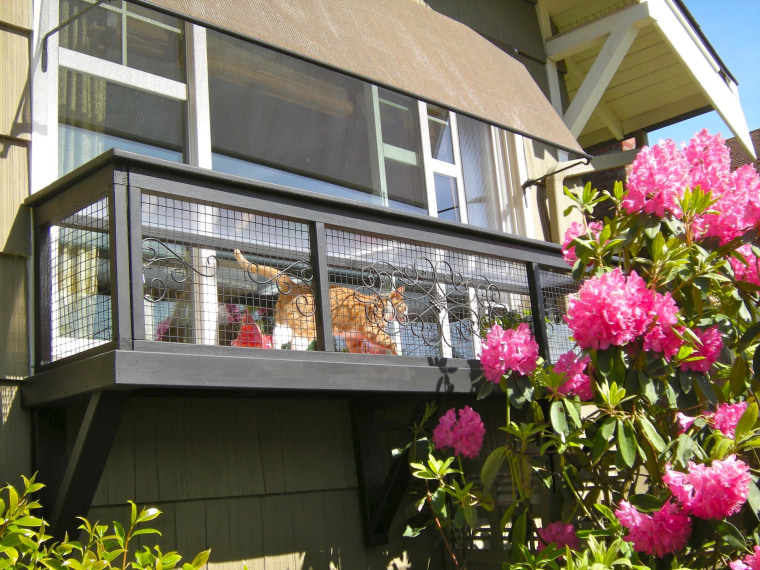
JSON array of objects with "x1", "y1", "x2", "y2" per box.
[{"x1": 88, "y1": 397, "x2": 442, "y2": 569}]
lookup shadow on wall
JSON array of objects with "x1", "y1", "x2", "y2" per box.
[{"x1": 0, "y1": 383, "x2": 31, "y2": 485}]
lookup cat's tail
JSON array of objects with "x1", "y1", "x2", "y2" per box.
[{"x1": 233, "y1": 249, "x2": 294, "y2": 287}]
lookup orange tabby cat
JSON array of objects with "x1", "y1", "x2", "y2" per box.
[{"x1": 234, "y1": 249, "x2": 406, "y2": 353}]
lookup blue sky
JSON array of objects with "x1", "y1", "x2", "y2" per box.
[{"x1": 649, "y1": 0, "x2": 760, "y2": 147}]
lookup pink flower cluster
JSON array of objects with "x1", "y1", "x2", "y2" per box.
[
  {"x1": 615, "y1": 500, "x2": 691, "y2": 557},
  {"x1": 711, "y1": 401, "x2": 748, "y2": 439},
  {"x1": 624, "y1": 139, "x2": 690, "y2": 217},
  {"x1": 664, "y1": 455, "x2": 751, "y2": 519},
  {"x1": 553, "y1": 351, "x2": 593, "y2": 401},
  {"x1": 732, "y1": 546, "x2": 760, "y2": 570},
  {"x1": 537, "y1": 521, "x2": 580, "y2": 551},
  {"x1": 565, "y1": 268, "x2": 681, "y2": 357},
  {"x1": 624, "y1": 130, "x2": 760, "y2": 249},
  {"x1": 480, "y1": 323, "x2": 539, "y2": 382},
  {"x1": 562, "y1": 221, "x2": 603, "y2": 265},
  {"x1": 675, "y1": 401, "x2": 747, "y2": 439},
  {"x1": 731, "y1": 244, "x2": 760, "y2": 286},
  {"x1": 432, "y1": 406, "x2": 485, "y2": 458},
  {"x1": 681, "y1": 326, "x2": 723, "y2": 372}
]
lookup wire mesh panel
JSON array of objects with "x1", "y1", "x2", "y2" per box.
[
  {"x1": 539, "y1": 267, "x2": 578, "y2": 363},
  {"x1": 141, "y1": 193, "x2": 312, "y2": 349},
  {"x1": 44, "y1": 197, "x2": 112, "y2": 363},
  {"x1": 325, "y1": 228, "x2": 533, "y2": 358}
]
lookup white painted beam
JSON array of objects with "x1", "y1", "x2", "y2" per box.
[
  {"x1": 546, "y1": 2, "x2": 652, "y2": 61},
  {"x1": 648, "y1": 0, "x2": 755, "y2": 158},
  {"x1": 536, "y1": 1, "x2": 564, "y2": 114},
  {"x1": 564, "y1": 23, "x2": 639, "y2": 137},
  {"x1": 566, "y1": 59, "x2": 624, "y2": 140}
]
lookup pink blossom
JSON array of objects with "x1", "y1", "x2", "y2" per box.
[
  {"x1": 565, "y1": 269, "x2": 651, "y2": 350},
  {"x1": 537, "y1": 521, "x2": 580, "y2": 551},
  {"x1": 562, "y1": 221, "x2": 603, "y2": 265},
  {"x1": 664, "y1": 455, "x2": 751, "y2": 519},
  {"x1": 710, "y1": 402, "x2": 748, "y2": 439},
  {"x1": 731, "y1": 546, "x2": 760, "y2": 570},
  {"x1": 676, "y1": 412, "x2": 697, "y2": 434},
  {"x1": 731, "y1": 244, "x2": 760, "y2": 286},
  {"x1": 642, "y1": 291, "x2": 683, "y2": 360},
  {"x1": 681, "y1": 326, "x2": 723, "y2": 372},
  {"x1": 432, "y1": 406, "x2": 485, "y2": 458},
  {"x1": 553, "y1": 351, "x2": 593, "y2": 401},
  {"x1": 624, "y1": 139, "x2": 690, "y2": 218},
  {"x1": 480, "y1": 323, "x2": 539, "y2": 382},
  {"x1": 683, "y1": 129, "x2": 732, "y2": 198},
  {"x1": 615, "y1": 500, "x2": 691, "y2": 557}
]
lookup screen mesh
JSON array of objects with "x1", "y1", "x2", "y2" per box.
[
  {"x1": 139, "y1": 192, "x2": 572, "y2": 358},
  {"x1": 539, "y1": 268, "x2": 579, "y2": 363},
  {"x1": 45, "y1": 197, "x2": 112, "y2": 363}
]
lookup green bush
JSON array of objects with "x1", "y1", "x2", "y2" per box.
[{"x1": 0, "y1": 475, "x2": 210, "y2": 570}]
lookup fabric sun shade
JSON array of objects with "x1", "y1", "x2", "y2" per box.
[{"x1": 141, "y1": 0, "x2": 585, "y2": 156}]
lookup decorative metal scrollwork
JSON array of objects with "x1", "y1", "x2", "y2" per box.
[
  {"x1": 349, "y1": 256, "x2": 516, "y2": 351},
  {"x1": 142, "y1": 238, "x2": 219, "y2": 303},
  {"x1": 239, "y1": 258, "x2": 316, "y2": 318}
]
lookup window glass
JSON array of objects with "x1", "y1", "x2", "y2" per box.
[
  {"x1": 378, "y1": 88, "x2": 420, "y2": 151},
  {"x1": 207, "y1": 31, "x2": 428, "y2": 213},
  {"x1": 208, "y1": 31, "x2": 376, "y2": 197},
  {"x1": 212, "y1": 153, "x2": 386, "y2": 207},
  {"x1": 434, "y1": 173, "x2": 460, "y2": 222},
  {"x1": 458, "y1": 115, "x2": 502, "y2": 230},
  {"x1": 427, "y1": 104, "x2": 454, "y2": 163},
  {"x1": 58, "y1": 69, "x2": 185, "y2": 175},
  {"x1": 59, "y1": 0, "x2": 185, "y2": 82},
  {"x1": 385, "y1": 160, "x2": 427, "y2": 214}
]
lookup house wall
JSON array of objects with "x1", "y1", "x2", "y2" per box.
[
  {"x1": 0, "y1": 0, "x2": 32, "y2": 485},
  {"x1": 84, "y1": 396, "x2": 446, "y2": 569}
]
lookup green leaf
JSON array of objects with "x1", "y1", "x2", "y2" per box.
[
  {"x1": 747, "y1": 482, "x2": 760, "y2": 520},
  {"x1": 735, "y1": 402, "x2": 759, "y2": 442},
  {"x1": 431, "y1": 486, "x2": 446, "y2": 515},
  {"x1": 596, "y1": 348, "x2": 614, "y2": 378},
  {"x1": 730, "y1": 358, "x2": 749, "y2": 395},
  {"x1": 480, "y1": 447, "x2": 508, "y2": 493},
  {"x1": 510, "y1": 512, "x2": 528, "y2": 563},
  {"x1": 637, "y1": 416, "x2": 666, "y2": 453},
  {"x1": 550, "y1": 400, "x2": 567, "y2": 435},
  {"x1": 675, "y1": 433, "x2": 695, "y2": 467},
  {"x1": 593, "y1": 418, "x2": 616, "y2": 461},
  {"x1": 692, "y1": 373, "x2": 718, "y2": 405},
  {"x1": 135, "y1": 506, "x2": 162, "y2": 524},
  {"x1": 477, "y1": 377, "x2": 496, "y2": 400},
  {"x1": 563, "y1": 399, "x2": 582, "y2": 429},
  {"x1": 628, "y1": 494, "x2": 664, "y2": 513},
  {"x1": 462, "y1": 502, "x2": 478, "y2": 529},
  {"x1": 738, "y1": 321, "x2": 760, "y2": 351},
  {"x1": 717, "y1": 521, "x2": 747, "y2": 550},
  {"x1": 616, "y1": 419, "x2": 636, "y2": 468}
]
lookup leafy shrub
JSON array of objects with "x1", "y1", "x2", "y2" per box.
[{"x1": 0, "y1": 475, "x2": 210, "y2": 570}]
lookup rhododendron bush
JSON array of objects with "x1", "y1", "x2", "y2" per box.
[{"x1": 404, "y1": 131, "x2": 760, "y2": 570}]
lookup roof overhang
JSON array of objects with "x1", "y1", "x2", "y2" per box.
[
  {"x1": 136, "y1": 0, "x2": 586, "y2": 157},
  {"x1": 539, "y1": 0, "x2": 755, "y2": 158}
]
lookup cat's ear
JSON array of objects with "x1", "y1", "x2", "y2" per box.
[{"x1": 394, "y1": 286, "x2": 405, "y2": 296}]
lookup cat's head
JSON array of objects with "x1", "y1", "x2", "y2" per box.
[{"x1": 388, "y1": 286, "x2": 407, "y2": 324}]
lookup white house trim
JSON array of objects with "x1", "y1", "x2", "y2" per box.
[
  {"x1": 648, "y1": 0, "x2": 755, "y2": 158},
  {"x1": 562, "y1": 22, "x2": 640, "y2": 138}
]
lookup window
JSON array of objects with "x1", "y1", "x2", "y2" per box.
[
  {"x1": 37, "y1": 0, "x2": 528, "y2": 234},
  {"x1": 48, "y1": 0, "x2": 188, "y2": 177}
]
